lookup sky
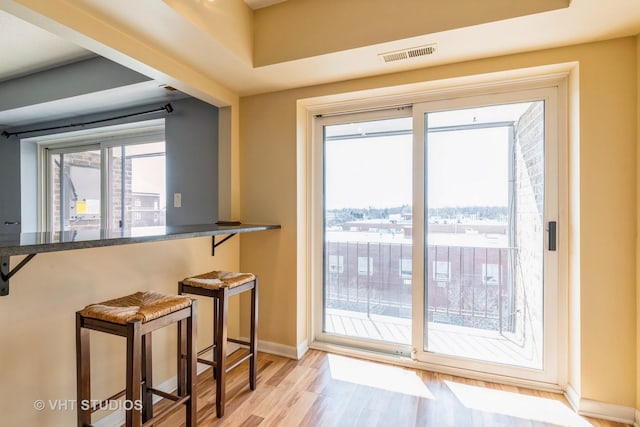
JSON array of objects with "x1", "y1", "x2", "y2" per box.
[
  {"x1": 324, "y1": 125, "x2": 509, "y2": 210},
  {"x1": 324, "y1": 102, "x2": 534, "y2": 211}
]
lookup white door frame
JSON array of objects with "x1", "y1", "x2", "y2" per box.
[
  {"x1": 411, "y1": 85, "x2": 564, "y2": 385},
  {"x1": 306, "y1": 74, "x2": 568, "y2": 388}
]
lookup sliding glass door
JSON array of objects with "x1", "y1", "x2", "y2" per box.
[
  {"x1": 313, "y1": 82, "x2": 563, "y2": 384},
  {"x1": 412, "y1": 88, "x2": 560, "y2": 383}
]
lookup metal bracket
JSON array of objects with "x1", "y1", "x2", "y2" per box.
[
  {"x1": 1, "y1": 254, "x2": 37, "y2": 296},
  {"x1": 211, "y1": 234, "x2": 237, "y2": 256}
]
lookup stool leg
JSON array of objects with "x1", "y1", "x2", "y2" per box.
[
  {"x1": 212, "y1": 297, "x2": 218, "y2": 380},
  {"x1": 141, "y1": 333, "x2": 153, "y2": 422},
  {"x1": 177, "y1": 281, "x2": 187, "y2": 395},
  {"x1": 249, "y1": 280, "x2": 258, "y2": 390},
  {"x1": 126, "y1": 322, "x2": 143, "y2": 427},
  {"x1": 186, "y1": 300, "x2": 198, "y2": 427},
  {"x1": 76, "y1": 313, "x2": 91, "y2": 427},
  {"x1": 177, "y1": 318, "x2": 187, "y2": 396},
  {"x1": 215, "y1": 288, "x2": 229, "y2": 418}
]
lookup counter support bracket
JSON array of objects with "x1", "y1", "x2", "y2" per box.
[
  {"x1": 1, "y1": 254, "x2": 37, "y2": 296},
  {"x1": 212, "y1": 234, "x2": 237, "y2": 256}
]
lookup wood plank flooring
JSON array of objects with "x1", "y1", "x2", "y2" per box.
[{"x1": 156, "y1": 349, "x2": 630, "y2": 427}]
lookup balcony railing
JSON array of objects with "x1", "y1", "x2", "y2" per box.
[{"x1": 324, "y1": 241, "x2": 516, "y2": 332}]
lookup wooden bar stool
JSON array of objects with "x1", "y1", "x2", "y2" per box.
[
  {"x1": 76, "y1": 291, "x2": 197, "y2": 427},
  {"x1": 178, "y1": 271, "x2": 258, "y2": 418}
]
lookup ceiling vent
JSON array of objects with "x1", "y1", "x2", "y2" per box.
[{"x1": 379, "y1": 44, "x2": 437, "y2": 63}]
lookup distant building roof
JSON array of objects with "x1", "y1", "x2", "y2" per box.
[{"x1": 325, "y1": 230, "x2": 508, "y2": 248}]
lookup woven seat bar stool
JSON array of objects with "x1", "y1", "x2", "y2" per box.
[
  {"x1": 178, "y1": 271, "x2": 258, "y2": 418},
  {"x1": 76, "y1": 291, "x2": 197, "y2": 427}
]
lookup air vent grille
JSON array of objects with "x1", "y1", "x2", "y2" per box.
[{"x1": 379, "y1": 44, "x2": 437, "y2": 63}]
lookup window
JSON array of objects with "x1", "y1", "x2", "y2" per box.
[
  {"x1": 432, "y1": 260, "x2": 450, "y2": 282},
  {"x1": 357, "y1": 256, "x2": 373, "y2": 276},
  {"x1": 482, "y1": 263, "x2": 500, "y2": 285},
  {"x1": 41, "y1": 122, "x2": 166, "y2": 232},
  {"x1": 400, "y1": 258, "x2": 412, "y2": 278},
  {"x1": 48, "y1": 147, "x2": 102, "y2": 231},
  {"x1": 328, "y1": 255, "x2": 344, "y2": 274}
]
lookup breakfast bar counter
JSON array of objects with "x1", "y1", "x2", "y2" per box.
[{"x1": 0, "y1": 222, "x2": 281, "y2": 295}]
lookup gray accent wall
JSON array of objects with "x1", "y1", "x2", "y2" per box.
[
  {"x1": 0, "y1": 135, "x2": 21, "y2": 234},
  {"x1": 0, "y1": 56, "x2": 150, "y2": 113},
  {"x1": 166, "y1": 97, "x2": 219, "y2": 226}
]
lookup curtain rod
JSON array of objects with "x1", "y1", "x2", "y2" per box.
[{"x1": 1, "y1": 103, "x2": 173, "y2": 139}]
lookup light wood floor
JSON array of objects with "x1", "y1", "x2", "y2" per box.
[{"x1": 157, "y1": 349, "x2": 630, "y2": 427}]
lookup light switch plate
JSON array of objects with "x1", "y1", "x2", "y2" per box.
[{"x1": 174, "y1": 192, "x2": 182, "y2": 208}]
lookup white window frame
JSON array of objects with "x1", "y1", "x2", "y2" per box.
[{"x1": 30, "y1": 120, "x2": 165, "y2": 231}]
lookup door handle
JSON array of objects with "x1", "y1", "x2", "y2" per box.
[
  {"x1": 3, "y1": 221, "x2": 20, "y2": 225},
  {"x1": 548, "y1": 221, "x2": 557, "y2": 251}
]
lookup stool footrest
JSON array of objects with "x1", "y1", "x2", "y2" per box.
[
  {"x1": 197, "y1": 357, "x2": 217, "y2": 367},
  {"x1": 90, "y1": 389, "x2": 127, "y2": 413},
  {"x1": 148, "y1": 387, "x2": 181, "y2": 402},
  {"x1": 142, "y1": 395, "x2": 191, "y2": 427},
  {"x1": 226, "y1": 352, "x2": 254, "y2": 373},
  {"x1": 198, "y1": 343, "x2": 216, "y2": 356},
  {"x1": 227, "y1": 338, "x2": 250, "y2": 347}
]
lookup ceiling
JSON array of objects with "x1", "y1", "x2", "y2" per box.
[
  {"x1": 0, "y1": 0, "x2": 639, "y2": 101},
  {"x1": 0, "y1": 9, "x2": 92, "y2": 81}
]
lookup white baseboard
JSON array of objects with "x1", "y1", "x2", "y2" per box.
[
  {"x1": 296, "y1": 339, "x2": 309, "y2": 359},
  {"x1": 93, "y1": 343, "x2": 239, "y2": 427},
  {"x1": 565, "y1": 384, "x2": 636, "y2": 424},
  {"x1": 564, "y1": 384, "x2": 580, "y2": 412},
  {"x1": 254, "y1": 338, "x2": 306, "y2": 360}
]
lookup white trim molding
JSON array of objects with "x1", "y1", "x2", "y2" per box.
[
  {"x1": 565, "y1": 384, "x2": 636, "y2": 425},
  {"x1": 254, "y1": 338, "x2": 308, "y2": 360}
]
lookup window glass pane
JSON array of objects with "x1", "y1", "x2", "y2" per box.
[
  {"x1": 323, "y1": 115, "x2": 413, "y2": 346},
  {"x1": 107, "y1": 142, "x2": 166, "y2": 229},
  {"x1": 425, "y1": 101, "x2": 545, "y2": 370},
  {"x1": 50, "y1": 149, "x2": 101, "y2": 232},
  {"x1": 126, "y1": 142, "x2": 166, "y2": 229},
  {"x1": 108, "y1": 146, "x2": 124, "y2": 229}
]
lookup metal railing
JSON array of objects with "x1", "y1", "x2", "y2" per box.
[{"x1": 324, "y1": 241, "x2": 516, "y2": 332}]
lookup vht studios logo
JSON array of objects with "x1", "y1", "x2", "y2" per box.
[{"x1": 34, "y1": 399, "x2": 143, "y2": 411}]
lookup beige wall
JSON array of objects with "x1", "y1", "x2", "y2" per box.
[
  {"x1": 240, "y1": 37, "x2": 637, "y2": 407},
  {"x1": 637, "y1": 33, "x2": 640, "y2": 413},
  {"x1": 0, "y1": 237, "x2": 242, "y2": 426}
]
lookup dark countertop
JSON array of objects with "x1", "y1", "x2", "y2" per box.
[{"x1": 0, "y1": 223, "x2": 281, "y2": 256}]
